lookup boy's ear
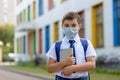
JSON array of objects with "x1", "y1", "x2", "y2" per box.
[{"x1": 79, "y1": 23, "x2": 82, "y2": 29}]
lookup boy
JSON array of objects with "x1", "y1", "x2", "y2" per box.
[{"x1": 46, "y1": 12, "x2": 96, "y2": 80}]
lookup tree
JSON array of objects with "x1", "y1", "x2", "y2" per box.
[{"x1": 0, "y1": 24, "x2": 14, "y2": 56}]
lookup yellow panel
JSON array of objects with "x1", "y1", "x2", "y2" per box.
[
  {"x1": 17, "y1": 39, "x2": 20, "y2": 53},
  {"x1": 92, "y1": 3, "x2": 103, "y2": 48},
  {"x1": 31, "y1": 32, "x2": 34, "y2": 54},
  {"x1": 23, "y1": 10, "x2": 26, "y2": 22},
  {"x1": 28, "y1": 31, "x2": 34, "y2": 60},
  {"x1": 32, "y1": 1, "x2": 36, "y2": 19},
  {"x1": 29, "y1": 32, "x2": 33, "y2": 54},
  {"x1": 53, "y1": 22, "x2": 59, "y2": 42},
  {"x1": 92, "y1": 7, "x2": 97, "y2": 48},
  {"x1": 61, "y1": 0, "x2": 65, "y2": 3}
]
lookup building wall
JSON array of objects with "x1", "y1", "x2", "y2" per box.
[
  {"x1": 0, "y1": 0, "x2": 15, "y2": 24},
  {"x1": 15, "y1": 0, "x2": 120, "y2": 61}
]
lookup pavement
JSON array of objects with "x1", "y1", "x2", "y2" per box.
[{"x1": 0, "y1": 66, "x2": 54, "y2": 80}]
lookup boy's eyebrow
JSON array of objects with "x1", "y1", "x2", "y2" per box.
[
  {"x1": 72, "y1": 23, "x2": 77, "y2": 25},
  {"x1": 64, "y1": 23, "x2": 69, "y2": 25},
  {"x1": 70, "y1": 23, "x2": 77, "y2": 26}
]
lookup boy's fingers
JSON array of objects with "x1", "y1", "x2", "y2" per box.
[{"x1": 68, "y1": 54, "x2": 73, "y2": 57}]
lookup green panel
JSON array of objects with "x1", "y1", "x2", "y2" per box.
[
  {"x1": 17, "y1": 39, "x2": 19, "y2": 53},
  {"x1": 20, "y1": 12, "x2": 22, "y2": 22},
  {"x1": 20, "y1": 0, "x2": 22, "y2": 3},
  {"x1": 33, "y1": 31, "x2": 36, "y2": 54},
  {"x1": 28, "y1": 5, "x2": 31, "y2": 22}
]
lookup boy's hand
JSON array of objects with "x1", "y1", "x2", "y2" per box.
[
  {"x1": 63, "y1": 54, "x2": 75, "y2": 66},
  {"x1": 61, "y1": 65, "x2": 74, "y2": 76}
]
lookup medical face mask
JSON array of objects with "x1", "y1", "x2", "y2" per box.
[{"x1": 63, "y1": 27, "x2": 78, "y2": 39}]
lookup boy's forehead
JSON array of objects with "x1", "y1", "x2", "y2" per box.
[{"x1": 63, "y1": 19, "x2": 78, "y2": 24}]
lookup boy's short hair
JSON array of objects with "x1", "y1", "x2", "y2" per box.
[{"x1": 62, "y1": 12, "x2": 81, "y2": 24}]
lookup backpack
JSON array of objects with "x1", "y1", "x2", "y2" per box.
[
  {"x1": 55, "y1": 38, "x2": 88, "y2": 62},
  {"x1": 55, "y1": 38, "x2": 90, "y2": 80}
]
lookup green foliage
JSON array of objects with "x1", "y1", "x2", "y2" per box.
[
  {"x1": 0, "y1": 24, "x2": 14, "y2": 44},
  {"x1": 93, "y1": 68, "x2": 120, "y2": 75},
  {"x1": 16, "y1": 61, "x2": 46, "y2": 70},
  {"x1": 16, "y1": 61, "x2": 35, "y2": 67},
  {"x1": 0, "y1": 24, "x2": 14, "y2": 56}
]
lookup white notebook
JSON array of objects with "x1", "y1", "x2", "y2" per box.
[{"x1": 60, "y1": 48, "x2": 73, "y2": 61}]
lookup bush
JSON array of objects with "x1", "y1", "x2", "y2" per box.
[
  {"x1": 96, "y1": 52, "x2": 120, "y2": 70},
  {"x1": 16, "y1": 61, "x2": 35, "y2": 67},
  {"x1": 2, "y1": 55, "x2": 14, "y2": 62},
  {"x1": 94, "y1": 68, "x2": 120, "y2": 75}
]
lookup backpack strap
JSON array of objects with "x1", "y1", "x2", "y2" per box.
[
  {"x1": 80, "y1": 38, "x2": 90, "y2": 80},
  {"x1": 55, "y1": 41, "x2": 62, "y2": 62},
  {"x1": 80, "y1": 38, "x2": 88, "y2": 62}
]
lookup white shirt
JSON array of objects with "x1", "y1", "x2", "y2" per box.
[{"x1": 46, "y1": 34, "x2": 97, "y2": 78}]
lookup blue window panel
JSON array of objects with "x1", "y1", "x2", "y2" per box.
[
  {"x1": 45, "y1": 25, "x2": 50, "y2": 53},
  {"x1": 23, "y1": 36, "x2": 26, "y2": 54},
  {"x1": 113, "y1": 0, "x2": 119, "y2": 46},
  {"x1": 38, "y1": 0, "x2": 43, "y2": 16}
]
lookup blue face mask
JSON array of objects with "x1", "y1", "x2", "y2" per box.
[{"x1": 63, "y1": 27, "x2": 78, "y2": 39}]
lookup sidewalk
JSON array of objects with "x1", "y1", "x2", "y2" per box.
[{"x1": 0, "y1": 66, "x2": 54, "y2": 80}]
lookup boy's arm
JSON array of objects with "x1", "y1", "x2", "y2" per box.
[
  {"x1": 46, "y1": 54, "x2": 75, "y2": 73},
  {"x1": 46, "y1": 57, "x2": 66, "y2": 73},
  {"x1": 62, "y1": 56, "x2": 96, "y2": 75},
  {"x1": 73, "y1": 56, "x2": 96, "y2": 72}
]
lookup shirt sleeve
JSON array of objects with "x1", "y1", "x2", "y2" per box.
[
  {"x1": 46, "y1": 43, "x2": 57, "y2": 61},
  {"x1": 86, "y1": 40, "x2": 97, "y2": 58}
]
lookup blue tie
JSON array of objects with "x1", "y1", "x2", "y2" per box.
[{"x1": 69, "y1": 40, "x2": 76, "y2": 64}]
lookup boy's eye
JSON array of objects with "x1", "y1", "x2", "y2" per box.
[
  {"x1": 64, "y1": 24, "x2": 69, "y2": 27},
  {"x1": 72, "y1": 24, "x2": 76, "y2": 27}
]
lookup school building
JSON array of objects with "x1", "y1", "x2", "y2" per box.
[{"x1": 14, "y1": 0, "x2": 120, "y2": 62}]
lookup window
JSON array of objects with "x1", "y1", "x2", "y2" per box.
[
  {"x1": 33, "y1": 31, "x2": 36, "y2": 54},
  {"x1": 28, "y1": 5, "x2": 31, "y2": 22},
  {"x1": 78, "y1": 11, "x2": 85, "y2": 38},
  {"x1": 61, "y1": 0, "x2": 67, "y2": 3},
  {"x1": 28, "y1": 32, "x2": 33, "y2": 56},
  {"x1": 20, "y1": 12, "x2": 22, "y2": 23},
  {"x1": 113, "y1": 0, "x2": 120, "y2": 46},
  {"x1": 23, "y1": 36, "x2": 26, "y2": 54},
  {"x1": 17, "y1": 39, "x2": 19, "y2": 53},
  {"x1": 92, "y1": 3, "x2": 104, "y2": 48},
  {"x1": 23, "y1": 9, "x2": 26, "y2": 22},
  {"x1": 20, "y1": 0, "x2": 22, "y2": 3},
  {"x1": 16, "y1": 15, "x2": 19, "y2": 24},
  {"x1": 48, "y1": 0, "x2": 54, "y2": 10},
  {"x1": 28, "y1": 31, "x2": 36, "y2": 55},
  {"x1": 17, "y1": 0, "x2": 19, "y2": 5},
  {"x1": 53, "y1": 22, "x2": 59, "y2": 42},
  {"x1": 45, "y1": 26, "x2": 50, "y2": 53},
  {"x1": 38, "y1": 0, "x2": 43, "y2": 16},
  {"x1": 32, "y1": 1, "x2": 36, "y2": 19},
  {"x1": 20, "y1": 37, "x2": 22, "y2": 53},
  {"x1": 38, "y1": 29, "x2": 42, "y2": 53}
]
